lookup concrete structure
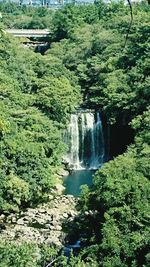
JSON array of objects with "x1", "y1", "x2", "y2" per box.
[{"x1": 6, "y1": 28, "x2": 51, "y2": 38}]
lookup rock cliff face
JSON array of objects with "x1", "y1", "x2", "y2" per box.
[{"x1": 0, "y1": 195, "x2": 77, "y2": 247}]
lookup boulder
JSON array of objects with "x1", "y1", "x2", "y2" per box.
[
  {"x1": 17, "y1": 218, "x2": 26, "y2": 225},
  {"x1": 55, "y1": 184, "x2": 65, "y2": 195},
  {"x1": 56, "y1": 168, "x2": 69, "y2": 178},
  {"x1": 0, "y1": 214, "x2": 5, "y2": 223},
  {"x1": 55, "y1": 225, "x2": 62, "y2": 231}
]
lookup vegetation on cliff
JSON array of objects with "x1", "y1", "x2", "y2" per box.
[
  {"x1": 0, "y1": 1, "x2": 149, "y2": 266},
  {"x1": 0, "y1": 23, "x2": 81, "y2": 212}
]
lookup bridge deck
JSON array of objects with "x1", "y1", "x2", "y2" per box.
[{"x1": 6, "y1": 29, "x2": 51, "y2": 37}]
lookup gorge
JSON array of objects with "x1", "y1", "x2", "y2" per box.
[{"x1": 0, "y1": 1, "x2": 149, "y2": 266}]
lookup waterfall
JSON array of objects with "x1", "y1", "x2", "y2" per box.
[
  {"x1": 64, "y1": 111, "x2": 105, "y2": 170},
  {"x1": 69, "y1": 114, "x2": 80, "y2": 169},
  {"x1": 81, "y1": 113, "x2": 86, "y2": 165},
  {"x1": 85, "y1": 113, "x2": 96, "y2": 168}
]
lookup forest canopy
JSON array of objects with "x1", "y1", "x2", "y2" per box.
[
  {"x1": 0, "y1": 20, "x2": 81, "y2": 212},
  {"x1": 0, "y1": 1, "x2": 150, "y2": 266}
]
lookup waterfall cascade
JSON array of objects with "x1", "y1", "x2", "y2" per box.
[{"x1": 64, "y1": 112, "x2": 105, "y2": 170}]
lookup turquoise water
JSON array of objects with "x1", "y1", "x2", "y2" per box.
[{"x1": 63, "y1": 170, "x2": 95, "y2": 196}]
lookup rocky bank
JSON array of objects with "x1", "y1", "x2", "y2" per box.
[{"x1": 0, "y1": 195, "x2": 78, "y2": 247}]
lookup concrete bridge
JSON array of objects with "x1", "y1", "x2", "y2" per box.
[{"x1": 6, "y1": 29, "x2": 51, "y2": 38}]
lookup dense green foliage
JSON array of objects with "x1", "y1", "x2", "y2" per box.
[
  {"x1": 0, "y1": 242, "x2": 40, "y2": 267},
  {"x1": 0, "y1": 241, "x2": 100, "y2": 267},
  {"x1": 46, "y1": 1, "x2": 150, "y2": 125},
  {"x1": 0, "y1": 23, "x2": 81, "y2": 212},
  {"x1": 0, "y1": 1, "x2": 54, "y2": 29},
  {"x1": 47, "y1": 1, "x2": 149, "y2": 266},
  {"x1": 0, "y1": 1, "x2": 150, "y2": 266}
]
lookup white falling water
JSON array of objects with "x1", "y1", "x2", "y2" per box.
[
  {"x1": 85, "y1": 113, "x2": 96, "y2": 169},
  {"x1": 81, "y1": 113, "x2": 86, "y2": 165},
  {"x1": 64, "y1": 112, "x2": 105, "y2": 170},
  {"x1": 69, "y1": 114, "x2": 80, "y2": 169}
]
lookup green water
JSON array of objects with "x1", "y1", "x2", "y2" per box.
[{"x1": 63, "y1": 170, "x2": 95, "y2": 196}]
